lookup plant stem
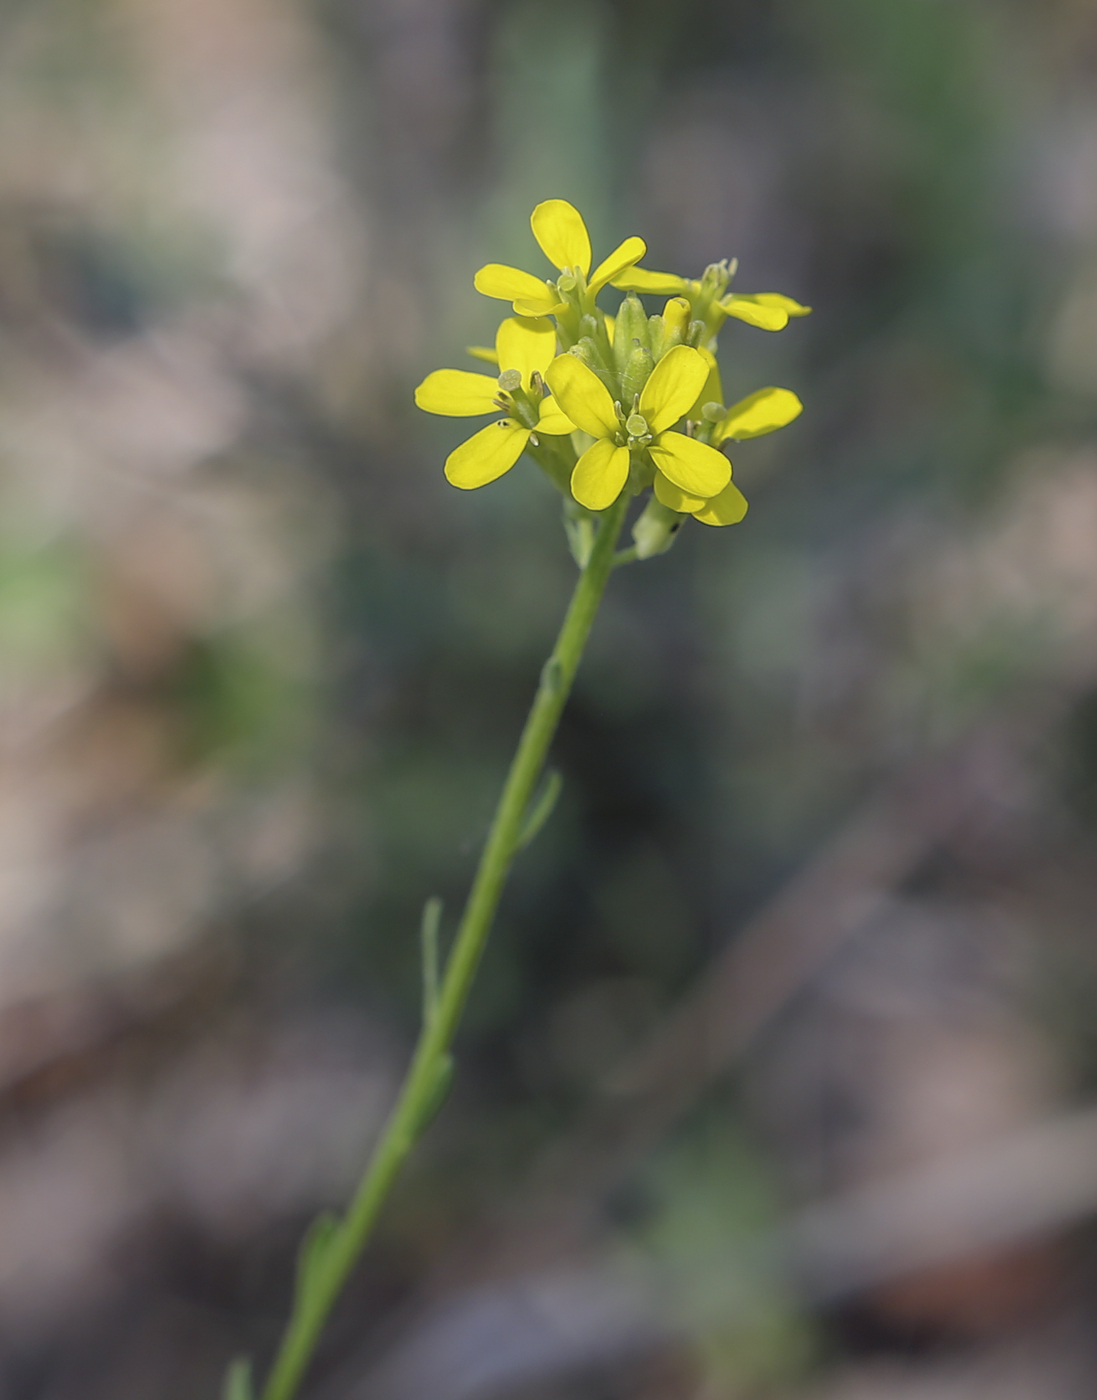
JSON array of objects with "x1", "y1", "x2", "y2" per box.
[{"x1": 258, "y1": 492, "x2": 631, "y2": 1400}]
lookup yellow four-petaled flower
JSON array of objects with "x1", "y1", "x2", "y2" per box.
[
  {"x1": 545, "y1": 344, "x2": 731, "y2": 512},
  {"x1": 415, "y1": 317, "x2": 575, "y2": 489},
  {"x1": 474, "y1": 200, "x2": 647, "y2": 317}
]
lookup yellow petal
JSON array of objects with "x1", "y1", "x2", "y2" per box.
[
  {"x1": 662, "y1": 297, "x2": 691, "y2": 339},
  {"x1": 610, "y1": 266, "x2": 691, "y2": 295},
  {"x1": 604, "y1": 313, "x2": 615, "y2": 340},
  {"x1": 648, "y1": 432, "x2": 731, "y2": 498},
  {"x1": 688, "y1": 347, "x2": 723, "y2": 419},
  {"x1": 495, "y1": 316, "x2": 557, "y2": 385},
  {"x1": 693, "y1": 479, "x2": 749, "y2": 526},
  {"x1": 639, "y1": 345, "x2": 709, "y2": 433},
  {"x1": 589, "y1": 236, "x2": 646, "y2": 293},
  {"x1": 530, "y1": 199, "x2": 592, "y2": 275},
  {"x1": 653, "y1": 472, "x2": 706, "y2": 513},
  {"x1": 513, "y1": 296, "x2": 568, "y2": 317},
  {"x1": 718, "y1": 386, "x2": 802, "y2": 441},
  {"x1": 756, "y1": 292, "x2": 811, "y2": 316},
  {"x1": 544, "y1": 353, "x2": 620, "y2": 438},
  {"x1": 467, "y1": 345, "x2": 499, "y2": 366},
  {"x1": 721, "y1": 292, "x2": 812, "y2": 331},
  {"x1": 571, "y1": 437, "x2": 630, "y2": 511},
  {"x1": 474, "y1": 263, "x2": 557, "y2": 305},
  {"x1": 444, "y1": 420, "x2": 530, "y2": 489},
  {"x1": 535, "y1": 400, "x2": 576, "y2": 435},
  {"x1": 415, "y1": 369, "x2": 501, "y2": 416}
]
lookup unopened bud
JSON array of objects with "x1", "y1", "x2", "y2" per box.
[
  {"x1": 571, "y1": 338, "x2": 618, "y2": 395},
  {"x1": 700, "y1": 261, "x2": 731, "y2": 298},
  {"x1": 620, "y1": 344, "x2": 654, "y2": 404},
  {"x1": 613, "y1": 293, "x2": 650, "y2": 368},
  {"x1": 497, "y1": 369, "x2": 522, "y2": 392}
]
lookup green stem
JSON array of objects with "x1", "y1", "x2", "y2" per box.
[{"x1": 258, "y1": 492, "x2": 630, "y2": 1400}]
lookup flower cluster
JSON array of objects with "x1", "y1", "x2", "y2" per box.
[{"x1": 415, "y1": 200, "x2": 809, "y2": 559}]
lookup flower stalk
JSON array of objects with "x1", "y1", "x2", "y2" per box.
[{"x1": 251, "y1": 492, "x2": 631, "y2": 1400}]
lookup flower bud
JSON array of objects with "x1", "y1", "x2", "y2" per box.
[
  {"x1": 571, "y1": 339, "x2": 618, "y2": 396},
  {"x1": 700, "y1": 260, "x2": 732, "y2": 300},
  {"x1": 620, "y1": 344, "x2": 654, "y2": 404},
  {"x1": 613, "y1": 293, "x2": 650, "y2": 369}
]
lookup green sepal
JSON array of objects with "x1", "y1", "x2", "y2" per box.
[
  {"x1": 573, "y1": 338, "x2": 617, "y2": 395},
  {"x1": 563, "y1": 496, "x2": 596, "y2": 568},
  {"x1": 632, "y1": 496, "x2": 686, "y2": 560},
  {"x1": 578, "y1": 311, "x2": 613, "y2": 364},
  {"x1": 648, "y1": 313, "x2": 665, "y2": 360}
]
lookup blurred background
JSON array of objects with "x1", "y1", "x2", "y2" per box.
[{"x1": 5, "y1": 0, "x2": 1097, "y2": 1396}]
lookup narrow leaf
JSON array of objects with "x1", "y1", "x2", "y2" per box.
[
  {"x1": 420, "y1": 896, "x2": 444, "y2": 1023},
  {"x1": 223, "y1": 1358, "x2": 254, "y2": 1400},
  {"x1": 517, "y1": 769, "x2": 563, "y2": 850},
  {"x1": 413, "y1": 1053, "x2": 455, "y2": 1135},
  {"x1": 296, "y1": 1211, "x2": 339, "y2": 1302}
]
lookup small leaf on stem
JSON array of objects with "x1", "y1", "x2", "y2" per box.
[
  {"x1": 517, "y1": 769, "x2": 563, "y2": 850},
  {"x1": 420, "y1": 896, "x2": 444, "y2": 1023},
  {"x1": 296, "y1": 1211, "x2": 339, "y2": 1302},
  {"x1": 223, "y1": 1358, "x2": 255, "y2": 1400}
]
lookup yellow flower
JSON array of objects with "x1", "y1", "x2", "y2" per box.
[
  {"x1": 652, "y1": 385, "x2": 804, "y2": 527},
  {"x1": 545, "y1": 344, "x2": 731, "y2": 512},
  {"x1": 613, "y1": 266, "x2": 811, "y2": 332},
  {"x1": 474, "y1": 199, "x2": 647, "y2": 318},
  {"x1": 414, "y1": 317, "x2": 575, "y2": 489}
]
